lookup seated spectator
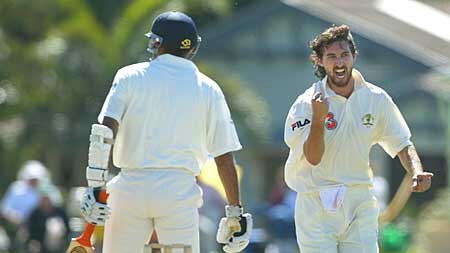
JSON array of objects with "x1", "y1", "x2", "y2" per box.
[
  {"x1": 25, "y1": 189, "x2": 69, "y2": 253},
  {"x1": 0, "y1": 161, "x2": 49, "y2": 226}
]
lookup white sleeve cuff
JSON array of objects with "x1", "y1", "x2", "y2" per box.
[
  {"x1": 210, "y1": 144, "x2": 242, "y2": 158},
  {"x1": 387, "y1": 139, "x2": 413, "y2": 158}
]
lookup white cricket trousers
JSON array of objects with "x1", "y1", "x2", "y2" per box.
[
  {"x1": 295, "y1": 185, "x2": 379, "y2": 253},
  {"x1": 103, "y1": 168, "x2": 203, "y2": 253}
]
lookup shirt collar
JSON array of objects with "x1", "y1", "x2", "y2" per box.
[
  {"x1": 153, "y1": 54, "x2": 198, "y2": 72},
  {"x1": 320, "y1": 68, "x2": 366, "y2": 98}
]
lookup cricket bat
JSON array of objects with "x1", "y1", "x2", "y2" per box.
[
  {"x1": 65, "y1": 190, "x2": 109, "y2": 253},
  {"x1": 379, "y1": 175, "x2": 412, "y2": 225}
]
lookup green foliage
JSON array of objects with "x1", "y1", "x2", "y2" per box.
[
  {"x1": 410, "y1": 189, "x2": 450, "y2": 253},
  {"x1": 0, "y1": 0, "x2": 62, "y2": 42},
  {"x1": 199, "y1": 63, "x2": 270, "y2": 148},
  {"x1": 0, "y1": 0, "x2": 269, "y2": 191},
  {"x1": 380, "y1": 223, "x2": 411, "y2": 252}
]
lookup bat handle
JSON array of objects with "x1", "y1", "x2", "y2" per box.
[
  {"x1": 76, "y1": 223, "x2": 96, "y2": 247},
  {"x1": 97, "y1": 190, "x2": 109, "y2": 203},
  {"x1": 76, "y1": 190, "x2": 110, "y2": 247}
]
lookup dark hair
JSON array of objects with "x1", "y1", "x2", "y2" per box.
[
  {"x1": 309, "y1": 25, "x2": 358, "y2": 79},
  {"x1": 163, "y1": 47, "x2": 191, "y2": 58}
]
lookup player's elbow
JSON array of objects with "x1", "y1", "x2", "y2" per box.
[
  {"x1": 303, "y1": 141, "x2": 324, "y2": 166},
  {"x1": 303, "y1": 147, "x2": 323, "y2": 166},
  {"x1": 306, "y1": 156, "x2": 321, "y2": 166}
]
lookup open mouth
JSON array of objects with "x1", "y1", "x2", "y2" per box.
[{"x1": 335, "y1": 68, "x2": 346, "y2": 79}]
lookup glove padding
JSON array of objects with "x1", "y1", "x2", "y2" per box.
[
  {"x1": 217, "y1": 206, "x2": 253, "y2": 253},
  {"x1": 80, "y1": 187, "x2": 110, "y2": 225}
]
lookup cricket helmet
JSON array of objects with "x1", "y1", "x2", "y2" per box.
[{"x1": 146, "y1": 11, "x2": 202, "y2": 59}]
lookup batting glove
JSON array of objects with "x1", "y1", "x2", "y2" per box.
[
  {"x1": 216, "y1": 205, "x2": 253, "y2": 253},
  {"x1": 80, "y1": 187, "x2": 110, "y2": 225}
]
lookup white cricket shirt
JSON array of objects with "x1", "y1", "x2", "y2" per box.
[
  {"x1": 284, "y1": 69, "x2": 412, "y2": 193},
  {"x1": 98, "y1": 54, "x2": 242, "y2": 175}
]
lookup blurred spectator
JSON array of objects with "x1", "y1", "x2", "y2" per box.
[
  {"x1": 0, "y1": 160, "x2": 63, "y2": 252},
  {"x1": 0, "y1": 225, "x2": 10, "y2": 252},
  {"x1": 261, "y1": 168, "x2": 298, "y2": 253},
  {"x1": 24, "y1": 190, "x2": 69, "y2": 253},
  {"x1": 196, "y1": 158, "x2": 243, "y2": 253},
  {"x1": 266, "y1": 187, "x2": 296, "y2": 238},
  {"x1": 198, "y1": 179, "x2": 226, "y2": 253},
  {"x1": 0, "y1": 161, "x2": 49, "y2": 226}
]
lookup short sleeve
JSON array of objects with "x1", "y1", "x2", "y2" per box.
[
  {"x1": 206, "y1": 90, "x2": 242, "y2": 157},
  {"x1": 284, "y1": 98, "x2": 312, "y2": 190},
  {"x1": 377, "y1": 95, "x2": 412, "y2": 158},
  {"x1": 97, "y1": 69, "x2": 130, "y2": 124},
  {"x1": 284, "y1": 100, "x2": 312, "y2": 159}
]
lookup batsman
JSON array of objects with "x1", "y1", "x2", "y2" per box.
[
  {"x1": 284, "y1": 25, "x2": 433, "y2": 253},
  {"x1": 80, "y1": 11, "x2": 252, "y2": 253}
]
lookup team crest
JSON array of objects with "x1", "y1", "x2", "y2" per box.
[
  {"x1": 325, "y1": 112, "x2": 337, "y2": 130},
  {"x1": 362, "y1": 113, "x2": 375, "y2": 127},
  {"x1": 180, "y1": 39, "x2": 192, "y2": 49}
]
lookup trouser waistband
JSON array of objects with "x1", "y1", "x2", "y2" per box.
[{"x1": 297, "y1": 184, "x2": 371, "y2": 195}]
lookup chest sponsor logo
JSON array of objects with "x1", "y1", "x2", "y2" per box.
[
  {"x1": 362, "y1": 113, "x2": 375, "y2": 128},
  {"x1": 291, "y1": 118, "x2": 311, "y2": 131},
  {"x1": 326, "y1": 112, "x2": 337, "y2": 130}
]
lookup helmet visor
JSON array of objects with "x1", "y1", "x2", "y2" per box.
[{"x1": 145, "y1": 32, "x2": 163, "y2": 58}]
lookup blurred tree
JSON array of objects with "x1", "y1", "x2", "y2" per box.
[
  {"x1": 0, "y1": 0, "x2": 269, "y2": 191},
  {"x1": 411, "y1": 190, "x2": 450, "y2": 253},
  {"x1": 379, "y1": 223, "x2": 411, "y2": 252}
]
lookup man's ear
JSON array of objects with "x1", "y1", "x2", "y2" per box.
[
  {"x1": 189, "y1": 47, "x2": 198, "y2": 55},
  {"x1": 311, "y1": 54, "x2": 323, "y2": 67},
  {"x1": 316, "y1": 57, "x2": 324, "y2": 67},
  {"x1": 352, "y1": 52, "x2": 358, "y2": 63},
  {"x1": 186, "y1": 46, "x2": 199, "y2": 60}
]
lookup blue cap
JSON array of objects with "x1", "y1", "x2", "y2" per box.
[{"x1": 147, "y1": 11, "x2": 200, "y2": 51}]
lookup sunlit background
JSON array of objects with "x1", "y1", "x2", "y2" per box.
[{"x1": 0, "y1": 0, "x2": 449, "y2": 252}]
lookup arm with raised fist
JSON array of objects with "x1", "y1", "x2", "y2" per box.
[{"x1": 303, "y1": 92, "x2": 329, "y2": 166}]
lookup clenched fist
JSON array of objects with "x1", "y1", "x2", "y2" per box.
[
  {"x1": 311, "y1": 92, "x2": 329, "y2": 121},
  {"x1": 411, "y1": 172, "x2": 433, "y2": 192}
]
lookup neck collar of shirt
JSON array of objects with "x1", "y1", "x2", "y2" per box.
[
  {"x1": 153, "y1": 54, "x2": 198, "y2": 72},
  {"x1": 320, "y1": 69, "x2": 366, "y2": 99}
]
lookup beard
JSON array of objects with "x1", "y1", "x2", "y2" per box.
[{"x1": 327, "y1": 66, "x2": 352, "y2": 88}]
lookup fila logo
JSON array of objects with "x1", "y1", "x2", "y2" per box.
[{"x1": 291, "y1": 119, "x2": 311, "y2": 131}]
